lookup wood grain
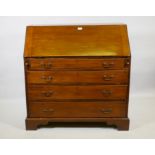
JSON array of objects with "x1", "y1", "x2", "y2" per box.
[
  {"x1": 28, "y1": 58, "x2": 127, "y2": 70},
  {"x1": 27, "y1": 70, "x2": 129, "y2": 85},
  {"x1": 24, "y1": 25, "x2": 131, "y2": 130},
  {"x1": 29, "y1": 101, "x2": 127, "y2": 118},
  {"x1": 28, "y1": 85, "x2": 128, "y2": 101},
  {"x1": 24, "y1": 25, "x2": 130, "y2": 57}
]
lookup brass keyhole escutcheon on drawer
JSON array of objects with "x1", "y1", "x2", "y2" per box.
[
  {"x1": 102, "y1": 62, "x2": 114, "y2": 68},
  {"x1": 101, "y1": 90, "x2": 112, "y2": 95}
]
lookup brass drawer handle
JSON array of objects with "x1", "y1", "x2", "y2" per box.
[
  {"x1": 42, "y1": 91, "x2": 53, "y2": 97},
  {"x1": 41, "y1": 76, "x2": 53, "y2": 82},
  {"x1": 103, "y1": 75, "x2": 114, "y2": 81},
  {"x1": 100, "y1": 109, "x2": 112, "y2": 114},
  {"x1": 43, "y1": 109, "x2": 54, "y2": 112},
  {"x1": 102, "y1": 62, "x2": 114, "y2": 68},
  {"x1": 101, "y1": 90, "x2": 112, "y2": 95},
  {"x1": 41, "y1": 63, "x2": 52, "y2": 69}
]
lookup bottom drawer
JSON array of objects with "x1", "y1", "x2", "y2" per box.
[{"x1": 29, "y1": 101, "x2": 127, "y2": 118}]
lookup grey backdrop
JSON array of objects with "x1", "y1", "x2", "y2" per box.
[{"x1": 0, "y1": 17, "x2": 155, "y2": 138}]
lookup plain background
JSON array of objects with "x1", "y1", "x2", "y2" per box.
[{"x1": 0, "y1": 16, "x2": 155, "y2": 138}]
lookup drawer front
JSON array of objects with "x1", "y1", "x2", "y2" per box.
[
  {"x1": 29, "y1": 101, "x2": 127, "y2": 118},
  {"x1": 28, "y1": 85, "x2": 127, "y2": 101},
  {"x1": 27, "y1": 70, "x2": 128, "y2": 85},
  {"x1": 28, "y1": 58, "x2": 127, "y2": 70}
]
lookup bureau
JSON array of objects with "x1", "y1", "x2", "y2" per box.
[{"x1": 24, "y1": 25, "x2": 131, "y2": 130}]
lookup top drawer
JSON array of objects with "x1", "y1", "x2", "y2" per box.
[{"x1": 26, "y1": 58, "x2": 129, "y2": 70}]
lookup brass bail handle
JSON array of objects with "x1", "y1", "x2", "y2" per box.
[
  {"x1": 102, "y1": 62, "x2": 114, "y2": 68},
  {"x1": 42, "y1": 91, "x2": 53, "y2": 97},
  {"x1": 101, "y1": 109, "x2": 112, "y2": 114},
  {"x1": 41, "y1": 76, "x2": 53, "y2": 82},
  {"x1": 102, "y1": 90, "x2": 112, "y2": 95},
  {"x1": 41, "y1": 62, "x2": 52, "y2": 69},
  {"x1": 103, "y1": 75, "x2": 114, "y2": 81}
]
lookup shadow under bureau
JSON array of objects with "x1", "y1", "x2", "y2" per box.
[{"x1": 24, "y1": 25, "x2": 131, "y2": 130}]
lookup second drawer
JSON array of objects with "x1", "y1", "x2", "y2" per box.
[{"x1": 27, "y1": 70, "x2": 129, "y2": 85}]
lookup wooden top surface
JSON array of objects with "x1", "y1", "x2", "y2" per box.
[{"x1": 24, "y1": 25, "x2": 130, "y2": 57}]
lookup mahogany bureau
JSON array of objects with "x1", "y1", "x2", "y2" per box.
[{"x1": 24, "y1": 25, "x2": 131, "y2": 130}]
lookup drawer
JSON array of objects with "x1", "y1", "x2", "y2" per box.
[
  {"x1": 29, "y1": 101, "x2": 127, "y2": 118},
  {"x1": 27, "y1": 70, "x2": 129, "y2": 85},
  {"x1": 27, "y1": 58, "x2": 128, "y2": 70},
  {"x1": 28, "y1": 85, "x2": 128, "y2": 101}
]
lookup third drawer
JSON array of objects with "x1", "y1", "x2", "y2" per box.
[{"x1": 28, "y1": 85, "x2": 128, "y2": 101}]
